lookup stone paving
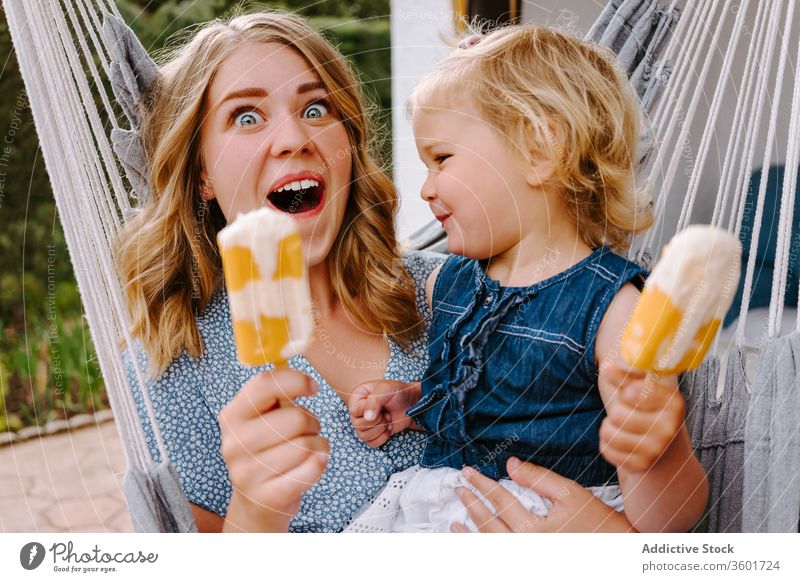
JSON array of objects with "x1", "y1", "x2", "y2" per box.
[{"x1": 0, "y1": 421, "x2": 132, "y2": 532}]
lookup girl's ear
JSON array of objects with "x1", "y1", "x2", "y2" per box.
[
  {"x1": 524, "y1": 119, "x2": 561, "y2": 188},
  {"x1": 526, "y1": 156, "x2": 558, "y2": 189}
]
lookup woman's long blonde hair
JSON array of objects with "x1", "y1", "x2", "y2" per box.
[
  {"x1": 115, "y1": 11, "x2": 421, "y2": 377},
  {"x1": 407, "y1": 25, "x2": 653, "y2": 252}
]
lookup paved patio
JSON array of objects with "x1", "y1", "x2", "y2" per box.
[{"x1": 0, "y1": 421, "x2": 132, "y2": 532}]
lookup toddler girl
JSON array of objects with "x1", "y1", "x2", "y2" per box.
[{"x1": 346, "y1": 25, "x2": 707, "y2": 533}]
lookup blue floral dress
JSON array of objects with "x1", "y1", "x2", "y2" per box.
[{"x1": 123, "y1": 251, "x2": 444, "y2": 532}]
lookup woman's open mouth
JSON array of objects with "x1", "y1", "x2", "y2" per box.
[{"x1": 266, "y1": 175, "x2": 325, "y2": 217}]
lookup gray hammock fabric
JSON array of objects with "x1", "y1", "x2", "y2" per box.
[
  {"x1": 104, "y1": 13, "x2": 155, "y2": 209},
  {"x1": 99, "y1": 14, "x2": 196, "y2": 533},
  {"x1": 743, "y1": 334, "x2": 800, "y2": 532},
  {"x1": 124, "y1": 463, "x2": 198, "y2": 533},
  {"x1": 4, "y1": 0, "x2": 798, "y2": 533},
  {"x1": 680, "y1": 348, "x2": 750, "y2": 533}
]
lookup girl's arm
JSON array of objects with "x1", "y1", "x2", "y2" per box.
[
  {"x1": 594, "y1": 283, "x2": 709, "y2": 532},
  {"x1": 346, "y1": 264, "x2": 442, "y2": 447}
]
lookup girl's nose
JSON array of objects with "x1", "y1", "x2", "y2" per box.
[
  {"x1": 269, "y1": 115, "x2": 314, "y2": 158},
  {"x1": 420, "y1": 173, "x2": 436, "y2": 201}
]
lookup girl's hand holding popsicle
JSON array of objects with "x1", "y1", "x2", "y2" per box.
[{"x1": 602, "y1": 225, "x2": 741, "y2": 473}]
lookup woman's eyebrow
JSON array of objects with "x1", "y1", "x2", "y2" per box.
[
  {"x1": 216, "y1": 81, "x2": 325, "y2": 110},
  {"x1": 297, "y1": 80, "x2": 325, "y2": 94},
  {"x1": 216, "y1": 87, "x2": 268, "y2": 109}
]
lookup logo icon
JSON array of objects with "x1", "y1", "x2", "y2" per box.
[{"x1": 20, "y1": 542, "x2": 46, "y2": 570}]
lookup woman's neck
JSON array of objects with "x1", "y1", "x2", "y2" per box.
[{"x1": 308, "y1": 259, "x2": 339, "y2": 317}]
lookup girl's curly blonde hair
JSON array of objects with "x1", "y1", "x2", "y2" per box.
[
  {"x1": 115, "y1": 11, "x2": 421, "y2": 377},
  {"x1": 407, "y1": 25, "x2": 653, "y2": 252}
]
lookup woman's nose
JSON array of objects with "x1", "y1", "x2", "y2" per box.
[{"x1": 269, "y1": 115, "x2": 314, "y2": 158}]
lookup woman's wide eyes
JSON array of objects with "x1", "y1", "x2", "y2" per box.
[
  {"x1": 303, "y1": 101, "x2": 329, "y2": 119},
  {"x1": 233, "y1": 110, "x2": 264, "y2": 127},
  {"x1": 230, "y1": 100, "x2": 330, "y2": 127}
]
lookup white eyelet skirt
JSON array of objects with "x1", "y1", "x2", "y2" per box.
[{"x1": 343, "y1": 465, "x2": 624, "y2": 533}]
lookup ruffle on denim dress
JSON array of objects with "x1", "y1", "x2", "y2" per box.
[{"x1": 407, "y1": 247, "x2": 648, "y2": 486}]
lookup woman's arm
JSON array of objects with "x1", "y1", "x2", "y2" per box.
[
  {"x1": 191, "y1": 503, "x2": 224, "y2": 533},
  {"x1": 594, "y1": 283, "x2": 708, "y2": 532}
]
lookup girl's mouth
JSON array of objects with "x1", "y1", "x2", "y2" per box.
[{"x1": 266, "y1": 176, "x2": 325, "y2": 216}]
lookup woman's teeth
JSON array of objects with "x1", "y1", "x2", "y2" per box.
[
  {"x1": 267, "y1": 178, "x2": 324, "y2": 214},
  {"x1": 272, "y1": 179, "x2": 320, "y2": 193}
]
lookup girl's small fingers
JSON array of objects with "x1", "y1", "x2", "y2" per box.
[
  {"x1": 599, "y1": 443, "x2": 650, "y2": 472},
  {"x1": 625, "y1": 376, "x2": 682, "y2": 413},
  {"x1": 347, "y1": 394, "x2": 367, "y2": 417},
  {"x1": 384, "y1": 412, "x2": 394, "y2": 434},
  {"x1": 605, "y1": 394, "x2": 671, "y2": 431},
  {"x1": 599, "y1": 444, "x2": 629, "y2": 468},
  {"x1": 364, "y1": 392, "x2": 390, "y2": 421},
  {"x1": 366, "y1": 430, "x2": 390, "y2": 448},
  {"x1": 600, "y1": 423, "x2": 663, "y2": 460},
  {"x1": 355, "y1": 421, "x2": 389, "y2": 441},
  {"x1": 601, "y1": 361, "x2": 643, "y2": 389},
  {"x1": 350, "y1": 382, "x2": 373, "y2": 401},
  {"x1": 351, "y1": 413, "x2": 389, "y2": 431},
  {"x1": 450, "y1": 522, "x2": 470, "y2": 533}
]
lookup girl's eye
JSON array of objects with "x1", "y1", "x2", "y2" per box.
[
  {"x1": 232, "y1": 109, "x2": 264, "y2": 127},
  {"x1": 434, "y1": 154, "x2": 451, "y2": 164},
  {"x1": 303, "y1": 100, "x2": 330, "y2": 120}
]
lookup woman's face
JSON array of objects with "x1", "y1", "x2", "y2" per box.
[{"x1": 200, "y1": 41, "x2": 353, "y2": 267}]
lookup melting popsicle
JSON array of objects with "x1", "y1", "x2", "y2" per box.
[
  {"x1": 217, "y1": 207, "x2": 314, "y2": 367},
  {"x1": 621, "y1": 225, "x2": 742, "y2": 375}
]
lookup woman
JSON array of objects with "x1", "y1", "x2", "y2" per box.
[{"x1": 116, "y1": 10, "x2": 636, "y2": 533}]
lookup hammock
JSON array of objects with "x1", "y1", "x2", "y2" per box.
[{"x1": 3, "y1": 0, "x2": 799, "y2": 533}]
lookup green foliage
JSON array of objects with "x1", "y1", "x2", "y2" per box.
[
  {"x1": 0, "y1": 0, "x2": 392, "y2": 431},
  {"x1": 314, "y1": 16, "x2": 392, "y2": 167}
]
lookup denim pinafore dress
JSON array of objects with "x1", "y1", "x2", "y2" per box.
[{"x1": 406, "y1": 246, "x2": 648, "y2": 487}]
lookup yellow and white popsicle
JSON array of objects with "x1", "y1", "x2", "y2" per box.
[
  {"x1": 217, "y1": 207, "x2": 314, "y2": 367},
  {"x1": 621, "y1": 225, "x2": 742, "y2": 375}
]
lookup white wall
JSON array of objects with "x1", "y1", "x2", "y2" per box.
[{"x1": 390, "y1": 0, "x2": 452, "y2": 241}]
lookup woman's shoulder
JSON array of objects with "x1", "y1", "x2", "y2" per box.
[
  {"x1": 121, "y1": 287, "x2": 237, "y2": 391},
  {"x1": 121, "y1": 337, "x2": 203, "y2": 396},
  {"x1": 402, "y1": 250, "x2": 447, "y2": 320},
  {"x1": 402, "y1": 249, "x2": 447, "y2": 288}
]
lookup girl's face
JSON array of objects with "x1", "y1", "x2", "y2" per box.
[
  {"x1": 200, "y1": 42, "x2": 352, "y2": 267},
  {"x1": 412, "y1": 98, "x2": 552, "y2": 260}
]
